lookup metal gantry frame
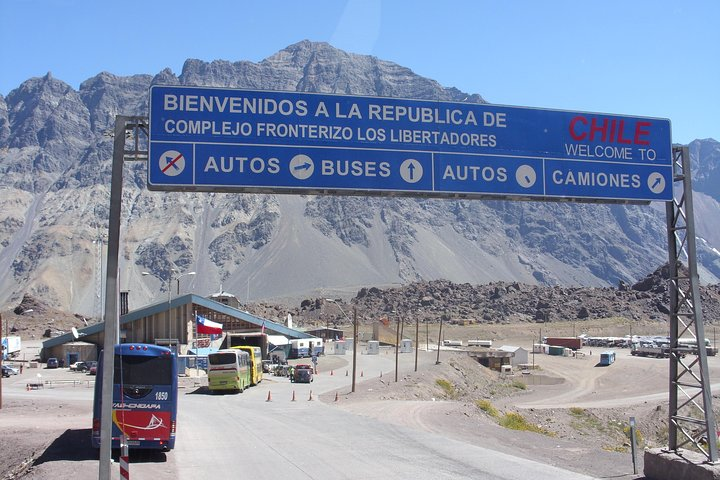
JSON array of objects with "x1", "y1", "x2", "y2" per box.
[
  {"x1": 98, "y1": 117, "x2": 718, "y2": 477},
  {"x1": 666, "y1": 145, "x2": 718, "y2": 462}
]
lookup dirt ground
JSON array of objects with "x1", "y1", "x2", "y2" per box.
[
  {"x1": 2, "y1": 321, "x2": 718, "y2": 479},
  {"x1": 328, "y1": 350, "x2": 670, "y2": 479}
]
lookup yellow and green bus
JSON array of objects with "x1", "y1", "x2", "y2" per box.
[
  {"x1": 208, "y1": 349, "x2": 251, "y2": 393},
  {"x1": 232, "y1": 346, "x2": 263, "y2": 385}
]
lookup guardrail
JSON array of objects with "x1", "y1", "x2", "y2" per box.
[{"x1": 43, "y1": 379, "x2": 95, "y2": 388}]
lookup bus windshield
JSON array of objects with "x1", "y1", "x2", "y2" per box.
[
  {"x1": 208, "y1": 352, "x2": 238, "y2": 365},
  {"x1": 114, "y1": 354, "x2": 173, "y2": 385}
]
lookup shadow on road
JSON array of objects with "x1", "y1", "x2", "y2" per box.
[
  {"x1": 32, "y1": 429, "x2": 96, "y2": 466},
  {"x1": 187, "y1": 385, "x2": 215, "y2": 395},
  {"x1": 32, "y1": 428, "x2": 168, "y2": 466},
  {"x1": 124, "y1": 449, "x2": 167, "y2": 463}
]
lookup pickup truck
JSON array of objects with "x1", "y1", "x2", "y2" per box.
[{"x1": 69, "y1": 361, "x2": 89, "y2": 372}]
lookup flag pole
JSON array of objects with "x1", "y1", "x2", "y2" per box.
[{"x1": 194, "y1": 309, "x2": 199, "y2": 378}]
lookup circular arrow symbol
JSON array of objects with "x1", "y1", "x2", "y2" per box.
[
  {"x1": 647, "y1": 172, "x2": 665, "y2": 194},
  {"x1": 289, "y1": 154, "x2": 314, "y2": 180},
  {"x1": 516, "y1": 164, "x2": 537, "y2": 188},
  {"x1": 400, "y1": 158, "x2": 423, "y2": 184},
  {"x1": 159, "y1": 150, "x2": 185, "y2": 177}
]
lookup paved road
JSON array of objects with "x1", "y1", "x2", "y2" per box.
[
  {"x1": 5, "y1": 350, "x2": 597, "y2": 479},
  {"x1": 126, "y1": 351, "x2": 594, "y2": 480}
]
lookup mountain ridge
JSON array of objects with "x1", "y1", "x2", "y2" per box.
[{"x1": 0, "y1": 40, "x2": 719, "y2": 317}]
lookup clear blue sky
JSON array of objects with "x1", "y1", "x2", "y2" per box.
[{"x1": 1, "y1": 0, "x2": 717, "y2": 144}]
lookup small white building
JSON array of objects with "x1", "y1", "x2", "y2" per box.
[
  {"x1": 498, "y1": 345, "x2": 529, "y2": 367},
  {"x1": 325, "y1": 340, "x2": 347, "y2": 355}
]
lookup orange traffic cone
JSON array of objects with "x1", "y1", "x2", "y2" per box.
[
  {"x1": 266, "y1": 390, "x2": 272, "y2": 402},
  {"x1": 291, "y1": 390, "x2": 296, "y2": 402},
  {"x1": 308, "y1": 390, "x2": 313, "y2": 401},
  {"x1": 330, "y1": 370, "x2": 334, "y2": 376}
]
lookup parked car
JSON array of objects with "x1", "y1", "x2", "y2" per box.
[
  {"x1": 46, "y1": 357, "x2": 59, "y2": 369},
  {"x1": 292, "y1": 364, "x2": 314, "y2": 383},
  {"x1": 69, "y1": 361, "x2": 88, "y2": 372},
  {"x1": 2, "y1": 365, "x2": 19, "y2": 377},
  {"x1": 87, "y1": 361, "x2": 98, "y2": 375}
]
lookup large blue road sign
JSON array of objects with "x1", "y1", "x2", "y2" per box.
[{"x1": 148, "y1": 85, "x2": 673, "y2": 202}]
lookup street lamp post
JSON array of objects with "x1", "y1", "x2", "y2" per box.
[
  {"x1": 175, "y1": 269, "x2": 196, "y2": 295},
  {"x1": 326, "y1": 299, "x2": 357, "y2": 393}
]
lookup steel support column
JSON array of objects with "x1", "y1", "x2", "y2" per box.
[
  {"x1": 99, "y1": 116, "x2": 148, "y2": 480},
  {"x1": 665, "y1": 145, "x2": 718, "y2": 462}
]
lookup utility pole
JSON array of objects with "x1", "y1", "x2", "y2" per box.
[
  {"x1": 395, "y1": 313, "x2": 400, "y2": 382},
  {"x1": 414, "y1": 315, "x2": 419, "y2": 372},
  {"x1": 532, "y1": 334, "x2": 535, "y2": 370},
  {"x1": 352, "y1": 307, "x2": 357, "y2": 393},
  {"x1": 436, "y1": 315, "x2": 444, "y2": 365}
]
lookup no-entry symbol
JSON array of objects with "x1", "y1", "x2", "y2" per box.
[{"x1": 160, "y1": 150, "x2": 186, "y2": 176}]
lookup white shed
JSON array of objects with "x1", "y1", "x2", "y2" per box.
[
  {"x1": 498, "y1": 345, "x2": 529, "y2": 367},
  {"x1": 325, "y1": 340, "x2": 347, "y2": 355}
]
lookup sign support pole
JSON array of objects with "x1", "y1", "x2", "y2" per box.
[
  {"x1": 99, "y1": 116, "x2": 148, "y2": 480},
  {"x1": 665, "y1": 145, "x2": 718, "y2": 462}
]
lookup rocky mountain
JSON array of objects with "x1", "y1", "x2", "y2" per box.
[
  {"x1": 8, "y1": 264, "x2": 720, "y2": 341},
  {"x1": 266, "y1": 263, "x2": 720, "y2": 330},
  {"x1": 1, "y1": 40, "x2": 719, "y2": 318}
]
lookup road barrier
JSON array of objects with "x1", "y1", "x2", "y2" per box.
[{"x1": 43, "y1": 379, "x2": 94, "y2": 388}]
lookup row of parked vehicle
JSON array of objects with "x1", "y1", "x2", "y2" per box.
[
  {"x1": 3, "y1": 358, "x2": 99, "y2": 376},
  {"x1": 43, "y1": 357, "x2": 97, "y2": 374}
]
